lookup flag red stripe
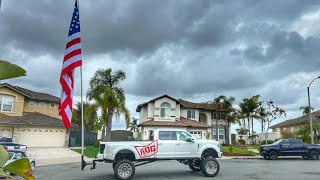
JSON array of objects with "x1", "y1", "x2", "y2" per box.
[
  {"x1": 65, "y1": 38, "x2": 81, "y2": 49},
  {"x1": 61, "y1": 61, "x2": 82, "y2": 76},
  {"x1": 64, "y1": 49, "x2": 82, "y2": 62}
]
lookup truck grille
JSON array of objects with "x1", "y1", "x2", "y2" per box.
[{"x1": 99, "y1": 144, "x2": 105, "y2": 154}]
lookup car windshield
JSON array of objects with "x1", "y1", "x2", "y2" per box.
[{"x1": 272, "y1": 139, "x2": 283, "y2": 145}]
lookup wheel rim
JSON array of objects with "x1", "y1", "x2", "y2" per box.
[
  {"x1": 118, "y1": 163, "x2": 132, "y2": 178},
  {"x1": 31, "y1": 162, "x2": 35, "y2": 171},
  {"x1": 270, "y1": 153, "x2": 276, "y2": 159},
  {"x1": 205, "y1": 161, "x2": 217, "y2": 175},
  {"x1": 311, "y1": 152, "x2": 318, "y2": 159}
]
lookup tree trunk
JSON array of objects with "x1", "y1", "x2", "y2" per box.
[
  {"x1": 105, "y1": 111, "x2": 114, "y2": 142},
  {"x1": 314, "y1": 130, "x2": 318, "y2": 144},
  {"x1": 225, "y1": 123, "x2": 230, "y2": 144},
  {"x1": 216, "y1": 111, "x2": 219, "y2": 141},
  {"x1": 247, "y1": 118, "x2": 251, "y2": 135},
  {"x1": 251, "y1": 117, "x2": 254, "y2": 134},
  {"x1": 261, "y1": 120, "x2": 264, "y2": 133},
  {"x1": 243, "y1": 119, "x2": 246, "y2": 128},
  {"x1": 101, "y1": 124, "x2": 106, "y2": 141}
]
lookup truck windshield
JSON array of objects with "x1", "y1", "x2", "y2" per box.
[{"x1": 273, "y1": 139, "x2": 283, "y2": 145}]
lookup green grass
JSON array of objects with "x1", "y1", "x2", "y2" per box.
[
  {"x1": 72, "y1": 146, "x2": 99, "y2": 158},
  {"x1": 222, "y1": 146, "x2": 258, "y2": 155},
  {"x1": 247, "y1": 145, "x2": 260, "y2": 150}
]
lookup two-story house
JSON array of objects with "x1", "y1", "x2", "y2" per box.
[
  {"x1": 136, "y1": 94, "x2": 228, "y2": 143},
  {"x1": 0, "y1": 83, "x2": 68, "y2": 147}
]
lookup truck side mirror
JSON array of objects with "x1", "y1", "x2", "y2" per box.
[{"x1": 186, "y1": 138, "x2": 194, "y2": 143}]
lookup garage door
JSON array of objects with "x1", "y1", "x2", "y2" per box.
[
  {"x1": 0, "y1": 127, "x2": 13, "y2": 138},
  {"x1": 18, "y1": 127, "x2": 66, "y2": 147},
  {"x1": 189, "y1": 131, "x2": 202, "y2": 139}
]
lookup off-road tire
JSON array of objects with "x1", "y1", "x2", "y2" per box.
[
  {"x1": 200, "y1": 157, "x2": 220, "y2": 177},
  {"x1": 309, "y1": 150, "x2": 319, "y2": 160},
  {"x1": 114, "y1": 159, "x2": 135, "y2": 180},
  {"x1": 268, "y1": 151, "x2": 278, "y2": 160}
]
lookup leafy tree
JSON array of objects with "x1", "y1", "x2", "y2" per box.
[
  {"x1": 258, "y1": 100, "x2": 286, "y2": 144},
  {"x1": 71, "y1": 102, "x2": 98, "y2": 131},
  {"x1": 87, "y1": 68, "x2": 130, "y2": 141},
  {"x1": 300, "y1": 106, "x2": 314, "y2": 115},
  {"x1": 129, "y1": 117, "x2": 139, "y2": 132},
  {"x1": 295, "y1": 123, "x2": 320, "y2": 144}
]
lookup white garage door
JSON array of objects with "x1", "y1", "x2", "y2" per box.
[
  {"x1": 18, "y1": 127, "x2": 66, "y2": 147},
  {"x1": 0, "y1": 127, "x2": 13, "y2": 138},
  {"x1": 189, "y1": 131, "x2": 202, "y2": 139}
]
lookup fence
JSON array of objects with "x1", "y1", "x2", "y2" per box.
[{"x1": 69, "y1": 131, "x2": 97, "y2": 147}]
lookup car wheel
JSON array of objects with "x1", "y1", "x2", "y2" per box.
[
  {"x1": 268, "y1": 151, "x2": 278, "y2": 160},
  {"x1": 30, "y1": 161, "x2": 35, "y2": 172},
  {"x1": 309, "y1": 150, "x2": 319, "y2": 160},
  {"x1": 200, "y1": 157, "x2": 220, "y2": 177},
  {"x1": 302, "y1": 155, "x2": 309, "y2": 160},
  {"x1": 114, "y1": 159, "x2": 135, "y2": 180},
  {"x1": 263, "y1": 155, "x2": 269, "y2": 160}
]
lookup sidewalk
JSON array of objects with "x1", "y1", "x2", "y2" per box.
[{"x1": 221, "y1": 156, "x2": 262, "y2": 160}]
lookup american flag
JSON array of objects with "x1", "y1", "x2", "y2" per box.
[{"x1": 58, "y1": 0, "x2": 82, "y2": 128}]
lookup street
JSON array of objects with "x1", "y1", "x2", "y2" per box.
[{"x1": 32, "y1": 158, "x2": 320, "y2": 180}]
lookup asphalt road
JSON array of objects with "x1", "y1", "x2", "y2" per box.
[{"x1": 32, "y1": 158, "x2": 320, "y2": 180}]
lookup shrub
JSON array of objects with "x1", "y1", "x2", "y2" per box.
[
  {"x1": 229, "y1": 146, "x2": 234, "y2": 153},
  {"x1": 260, "y1": 140, "x2": 274, "y2": 145}
]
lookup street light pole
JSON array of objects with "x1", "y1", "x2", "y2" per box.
[{"x1": 307, "y1": 76, "x2": 320, "y2": 144}]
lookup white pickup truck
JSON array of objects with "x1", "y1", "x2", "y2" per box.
[{"x1": 91, "y1": 129, "x2": 222, "y2": 180}]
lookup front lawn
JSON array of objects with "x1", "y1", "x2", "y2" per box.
[
  {"x1": 222, "y1": 146, "x2": 259, "y2": 156},
  {"x1": 72, "y1": 146, "x2": 99, "y2": 158}
]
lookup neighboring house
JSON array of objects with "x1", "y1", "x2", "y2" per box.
[
  {"x1": 270, "y1": 110, "x2": 320, "y2": 136},
  {"x1": 136, "y1": 94, "x2": 228, "y2": 143},
  {"x1": 0, "y1": 83, "x2": 68, "y2": 147}
]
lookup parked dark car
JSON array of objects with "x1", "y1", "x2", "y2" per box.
[{"x1": 260, "y1": 138, "x2": 320, "y2": 160}]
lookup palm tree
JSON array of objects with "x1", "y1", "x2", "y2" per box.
[
  {"x1": 87, "y1": 68, "x2": 130, "y2": 141},
  {"x1": 71, "y1": 102, "x2": 98, "y2": 131},
  {"x1": 129, "y1": 117, "x2": 139, "y2": 132},
  {"x1": 300, "y1": 106, "x2": 314, "y2": 115},
  {"x1": 211, "y1": 95, "x2": 235, "y2": 143},
  {"x1": 239, "y1": 95, "x2": 261, "y2": 135}
]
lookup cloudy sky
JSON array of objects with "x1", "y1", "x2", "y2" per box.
[{"x1": 1, "y1": 0, "x2": 320, "y2": 132}]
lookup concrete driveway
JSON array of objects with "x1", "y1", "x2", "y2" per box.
[{"x1": 27, "y1": 147, "x2": 92, "y2": 166}]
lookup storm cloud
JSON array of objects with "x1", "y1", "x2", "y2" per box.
[{"x1": 1, "y1": 0, "x2": 320, "y2": 131}]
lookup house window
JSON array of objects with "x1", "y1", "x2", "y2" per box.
[
  {"x1": 212, "y1": 127, "x2": 225, "y2": 140},
  {"x1": 49, "y1": 103, "x2": 55, "y2": 108},
  {"x1": 187, "y1": 110, "x2": 195, "y2": 119},
  {"x1": 0, "y1": 95, "x2": 14, "y2": 112},
  {"x1": 39, "y1": 102, "x2": 46, "y2": 107},
  {"x1": 29, "y1": 101, "x2": 36, "y2": 107},
  {"x1": 160, "y1": 102, "x2": 171, "y2": 118}
]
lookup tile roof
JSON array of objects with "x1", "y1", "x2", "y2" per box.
[
  {"x1": 0, "y1": 83, "x2": 59, "y2": 102},
  {"x1": 138, "y1": 117, "x2": 211, "y2": 128},
  {"x1": 270, "y1": 110, "x2": 320, "y2": 129},
  {"x1": 136, "y1": 94, "x2": 224, "y2": 112},
  {"x1": 0, "y1": 112, "x2": 64, "y2": 127}
]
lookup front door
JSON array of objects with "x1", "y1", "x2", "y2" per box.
[
  {"x1": 175, "y1": 131, "x2": 198, "y2": 158},
  {"x1": 155, "y1": 131, "x2": 176, "y2": 159},
  {"x1": 279, "y1": 139, "x2": 291, "y2": 155}
]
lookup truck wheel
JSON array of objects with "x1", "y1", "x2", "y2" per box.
[
  {"x1": 113, "y1": 162, "x2": 116, "y2": 170},
  {"x1": 263, "y1": 155, "x2": 269, "y2": 160},
  {"x1": 268, "y1": 151, "x2": 278, "y2": 160},
  {"x1": 200, "y1": 157, "x2": 220, "y2": 177},
  {"x1": 302, "y1": 155, "x2": 309, "y2": 160},
  {"x1": 114, "y1": 159, "x2": 135, "y2": 180},
  {"x1": 309, "y1": 151, "x2": 319, "y2": 160}
]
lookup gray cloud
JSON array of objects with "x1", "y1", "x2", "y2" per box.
[{"x1": 2, "y1": 0, "x2": 320, "y2": 132}]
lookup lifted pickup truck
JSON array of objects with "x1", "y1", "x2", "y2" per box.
[
  {"x1": 260, "y1": 138, "x2": 320, "y2": 160},
  {"x1": 92, "y1": 129, "x2": 222, "y2": 180}
]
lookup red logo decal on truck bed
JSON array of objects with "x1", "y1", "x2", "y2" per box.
[{"x1": 134, "y1": 140, "x2": 158, "y2": 158}]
